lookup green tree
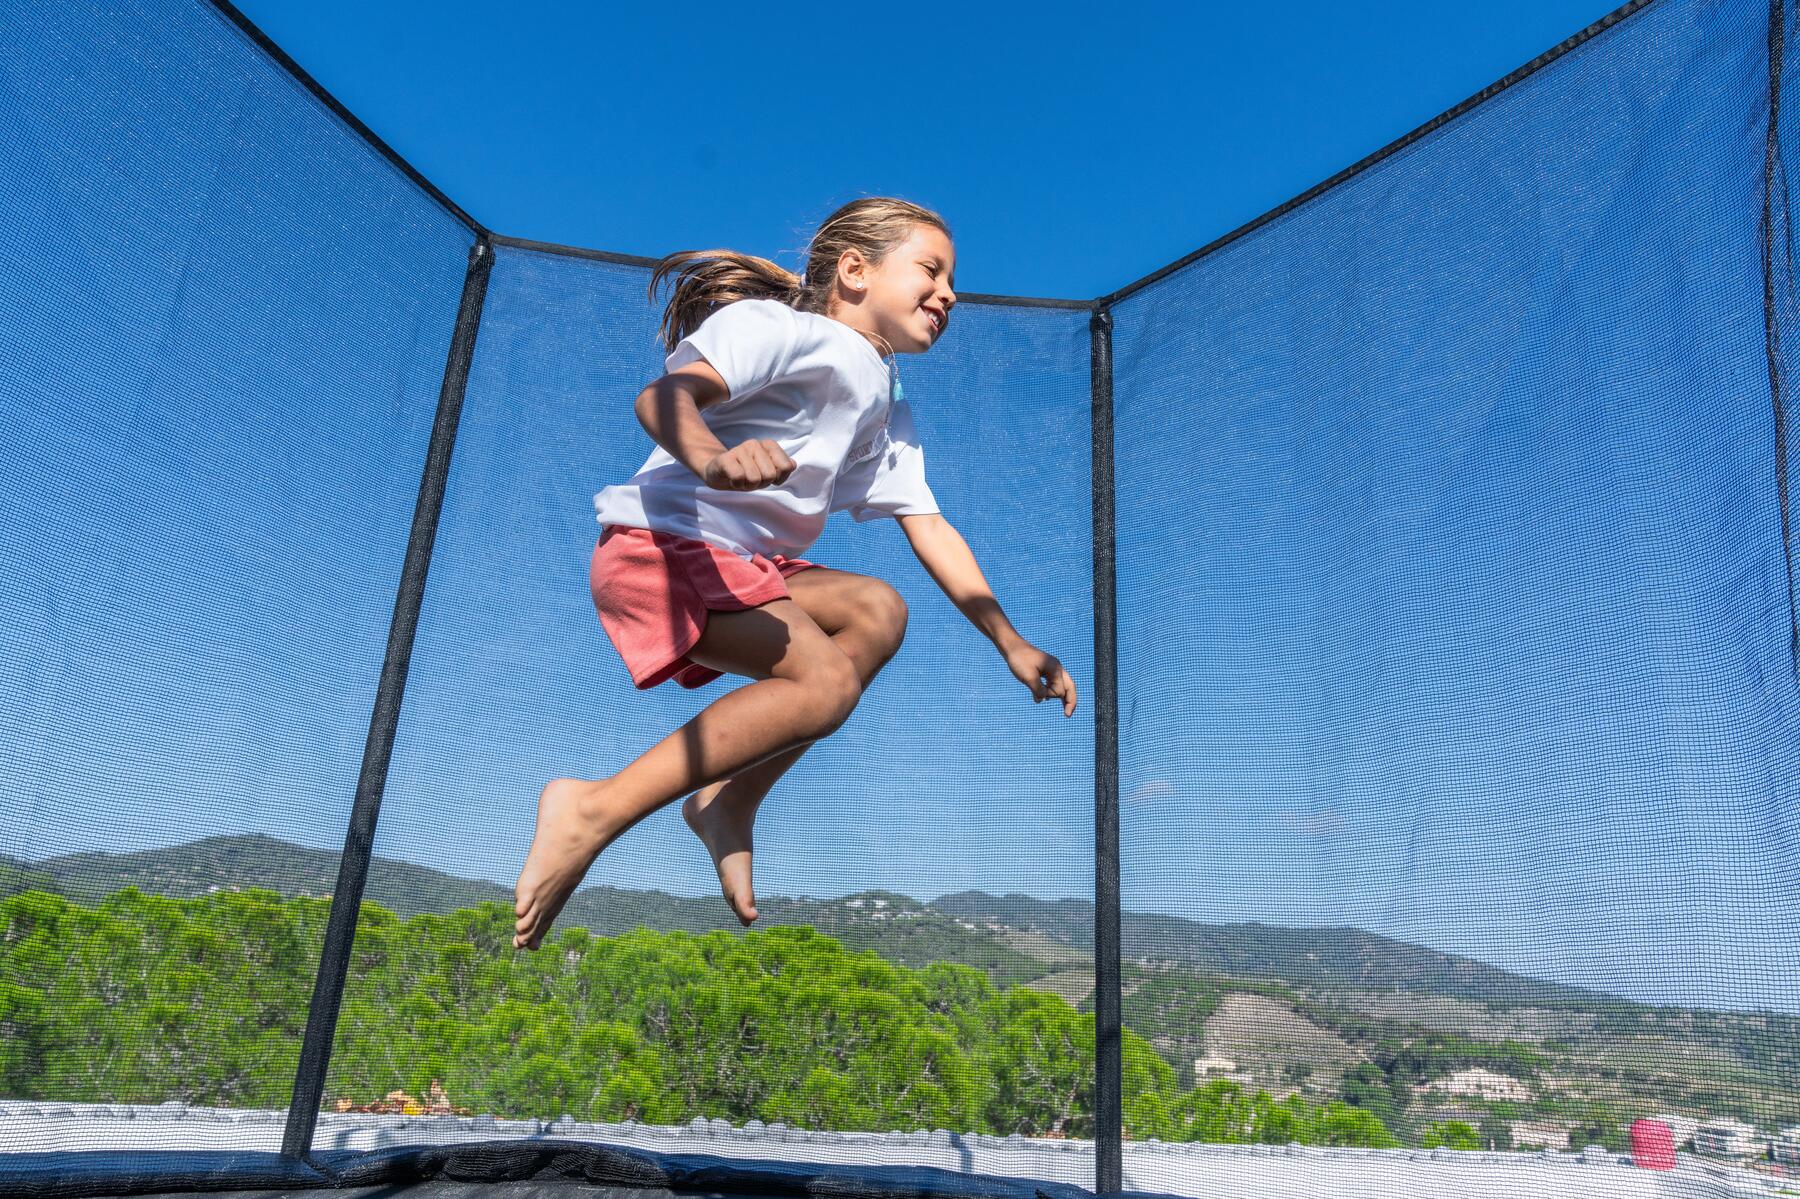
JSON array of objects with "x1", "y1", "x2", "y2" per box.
[
  {"x1": 1477, "y1": 1113, "x2": 1514, "y2": 1150},
  {"x1": 1422, "y1": 1121, "x2": 1483, "y2": 1150}
]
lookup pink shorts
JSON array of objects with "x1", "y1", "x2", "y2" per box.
[{"x1": 590, "y1": 524, "x2": 821, "y2": 690}]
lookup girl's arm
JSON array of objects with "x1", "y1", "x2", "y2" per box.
[
  {"x1": 898, "y1": 513, "x2": 1078, "y2": 717},
  {"x1": 635, "y1": 362, "x2": 794, "y2": 490},
  {"x1": 635, "y1": 363, "x2": 729, "y2": 475}
]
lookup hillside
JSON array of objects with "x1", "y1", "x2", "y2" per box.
[
  {"x1": 15, "y1": 836, "x2": 1608, "y2": 1006},
  {"x1": 932, "y1": 892, "x2": 1613, "y2": 1007},
  {"x1": 8, "y1": 834, "x2": 1799, "y2": 1143},
  {"x1": 10, "y1": 836, "x2": 1048, "y2": 983}
]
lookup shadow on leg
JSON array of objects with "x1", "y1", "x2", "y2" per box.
[{"x1": 681, "y1": 568, "x2": 909, "y2": 923}]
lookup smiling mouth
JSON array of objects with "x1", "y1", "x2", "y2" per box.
[{"x1": 922, "y1": 309, "x2": 943, "y2": 333}]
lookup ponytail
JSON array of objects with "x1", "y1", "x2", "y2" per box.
[{"x1": 647, "y1": 250, "x2": 802, "y2": 352}]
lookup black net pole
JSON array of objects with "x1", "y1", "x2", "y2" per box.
[
  {"x1": 1764, "y1": 0, "x2": 1799, "y2": 676},
  {"x1": 1090, "y1": 305, "x2": 1122, "y2": 1193},
  {"x1": 280, "y1": 236, "x2": 494, "y2": 1159}
]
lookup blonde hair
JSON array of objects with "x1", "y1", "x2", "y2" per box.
[{"x1": 647, "y1": 196, "x2": 952, "y2": 353}]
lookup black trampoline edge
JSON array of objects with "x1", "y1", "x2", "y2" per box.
[
  {"x1": 0, "y1": 1141, "x2": 1100, "y2": 1199},
  {"x1": 280, "y1": 236, "x2": 495, "y2": 1158},
  {"x1": 490, "y1": 234, "x2": 663, "y2": 271}
]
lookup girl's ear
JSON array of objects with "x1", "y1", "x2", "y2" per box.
[{"x1": 837, "y1": 249, "x2": 869, "y2": 293}]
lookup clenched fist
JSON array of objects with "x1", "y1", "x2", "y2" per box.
[{"x1": 702, "y1": 439, "x2": 796, "y2": 491}]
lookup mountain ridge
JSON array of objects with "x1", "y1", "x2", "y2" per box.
[{"x1": 8, "y1": 834, "x2": 1610, "y2": 1005}]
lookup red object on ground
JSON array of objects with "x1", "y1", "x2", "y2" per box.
[{"x1": 1630, "y1": 1119, "x2": 1677, "y2": 1170}]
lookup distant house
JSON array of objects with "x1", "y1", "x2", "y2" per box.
[
  {"x1": 1772, "y1": 1126, "x2": 1800, "y2": 1166},
  {"x1": 1693, "y1": 1118, "x2": 1762, "y2": 1160},
  {"x1": 1419, "y1": 1068, "x2": 1532, "y2": 1103},
  {"x1": 1192, "y1": 1056, "x2": 1253, "y2": 1086}
]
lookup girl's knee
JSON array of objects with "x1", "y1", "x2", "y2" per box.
[
  {"x1": 864, "y1": 580, "x2": 909, "y2": 656},
  {"x1": 794, "y1": 645, "x2": 863, "y2": 735}
]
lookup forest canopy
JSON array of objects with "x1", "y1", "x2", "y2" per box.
[{"x1": 0, "y1": 887, "x2": 1396, "y2": 1147}]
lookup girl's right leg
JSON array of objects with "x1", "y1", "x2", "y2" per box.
[
  {"x1": 680, "y1": 569, "x2": 910, "y2": 926},
  {"x1": 512, "y1": 597, "x2": 860, "y2": 950}
]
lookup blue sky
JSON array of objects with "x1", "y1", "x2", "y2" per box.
[
  {"x1": 7, "y1": 0, "x2": 1800, "y2": 1017},
  {"x1": 228, "y1": 0, "x2": 1626, "y2": 300}
]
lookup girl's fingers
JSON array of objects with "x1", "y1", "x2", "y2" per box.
[
  {"x1": 753, "y1": 441, "x2": 787, "y2": 487},
  {"x1": 721, "y1": 450, "x2": 748, "y2": 488},
  {"x1": 720, "y1": 440, "x2": 794, "y2": 490},
  {"x1": 742, "y1": 444, "x2": 771, "y2": 487}
]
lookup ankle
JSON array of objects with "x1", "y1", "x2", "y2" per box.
[{"x1": 566, "y1": 777, "x2": 618, "y2": 822}]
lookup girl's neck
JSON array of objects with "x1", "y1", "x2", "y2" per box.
[{"x1": 825, "y1": 309, "x2": 892, "y2": 361}]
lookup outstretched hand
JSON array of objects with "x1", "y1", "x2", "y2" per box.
[{"x1": 1003, "y1": 641, "x2": 1078, "y2": 717}]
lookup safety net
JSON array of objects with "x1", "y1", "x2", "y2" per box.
[
  {"x1": 1111, "y1": 0, "x2": 1800, "y2": 1174},
  {"x1": 2, "y1": 0, "x2": 1796, "y2": 1196},
  {"x1": 0, "y1": 0, "x2": 474, "y2": 1151}
]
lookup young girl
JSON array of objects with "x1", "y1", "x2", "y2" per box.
[{"x1": 512, "y1": 197, "x2": 1078, "y2": 951}]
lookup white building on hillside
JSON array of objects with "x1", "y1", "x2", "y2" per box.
[
  {"x1": 1192, "y1": 1056, "x2": 1253, "y2": 1086},
  {"x1": 1772, "y1": 1125, "x2": 1800, "y2": 1166},
  {"x1": 1419, "y1": 1068, "x2": 1532, "y2": 1103},
  {"x1": 1692, "y1": 1118, "x2": 1761, "y2": 1160}
]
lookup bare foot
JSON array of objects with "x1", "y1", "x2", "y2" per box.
[
  {"x1": 513, "y1": 777, "x2": 628, "y2": 950},
  {"x1": 682, "y1": 784, "x2": 760, "y2": 926}
]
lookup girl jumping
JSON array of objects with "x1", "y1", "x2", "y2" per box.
[{"x1": 512, "y1": 197, "x2": 1078, "y2": 951}]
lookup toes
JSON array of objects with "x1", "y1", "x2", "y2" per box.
[{"x1": 726, "y1": 888, "x2": 758, "y2": 926}]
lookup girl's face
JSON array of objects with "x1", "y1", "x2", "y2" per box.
[{"x1": 840, "y1": 224, "x2": 958, "y2": 355}]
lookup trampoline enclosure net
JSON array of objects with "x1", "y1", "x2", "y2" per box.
[{"x1": 1, "y1": 0, "x2": 1798, "y2": 1190}]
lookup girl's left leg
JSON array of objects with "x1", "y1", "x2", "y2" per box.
[{"x1": 681, "y1": 568, "x2": 909, "y2": 924}]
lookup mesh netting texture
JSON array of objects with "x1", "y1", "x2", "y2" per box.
[{"x1": 2, "y1": 0, "x2": 1798, "y2": 1194}]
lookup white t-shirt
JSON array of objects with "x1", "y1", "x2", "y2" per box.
[{"x1": 593, "y1": 298, "x2": 940, "y2": 559}]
